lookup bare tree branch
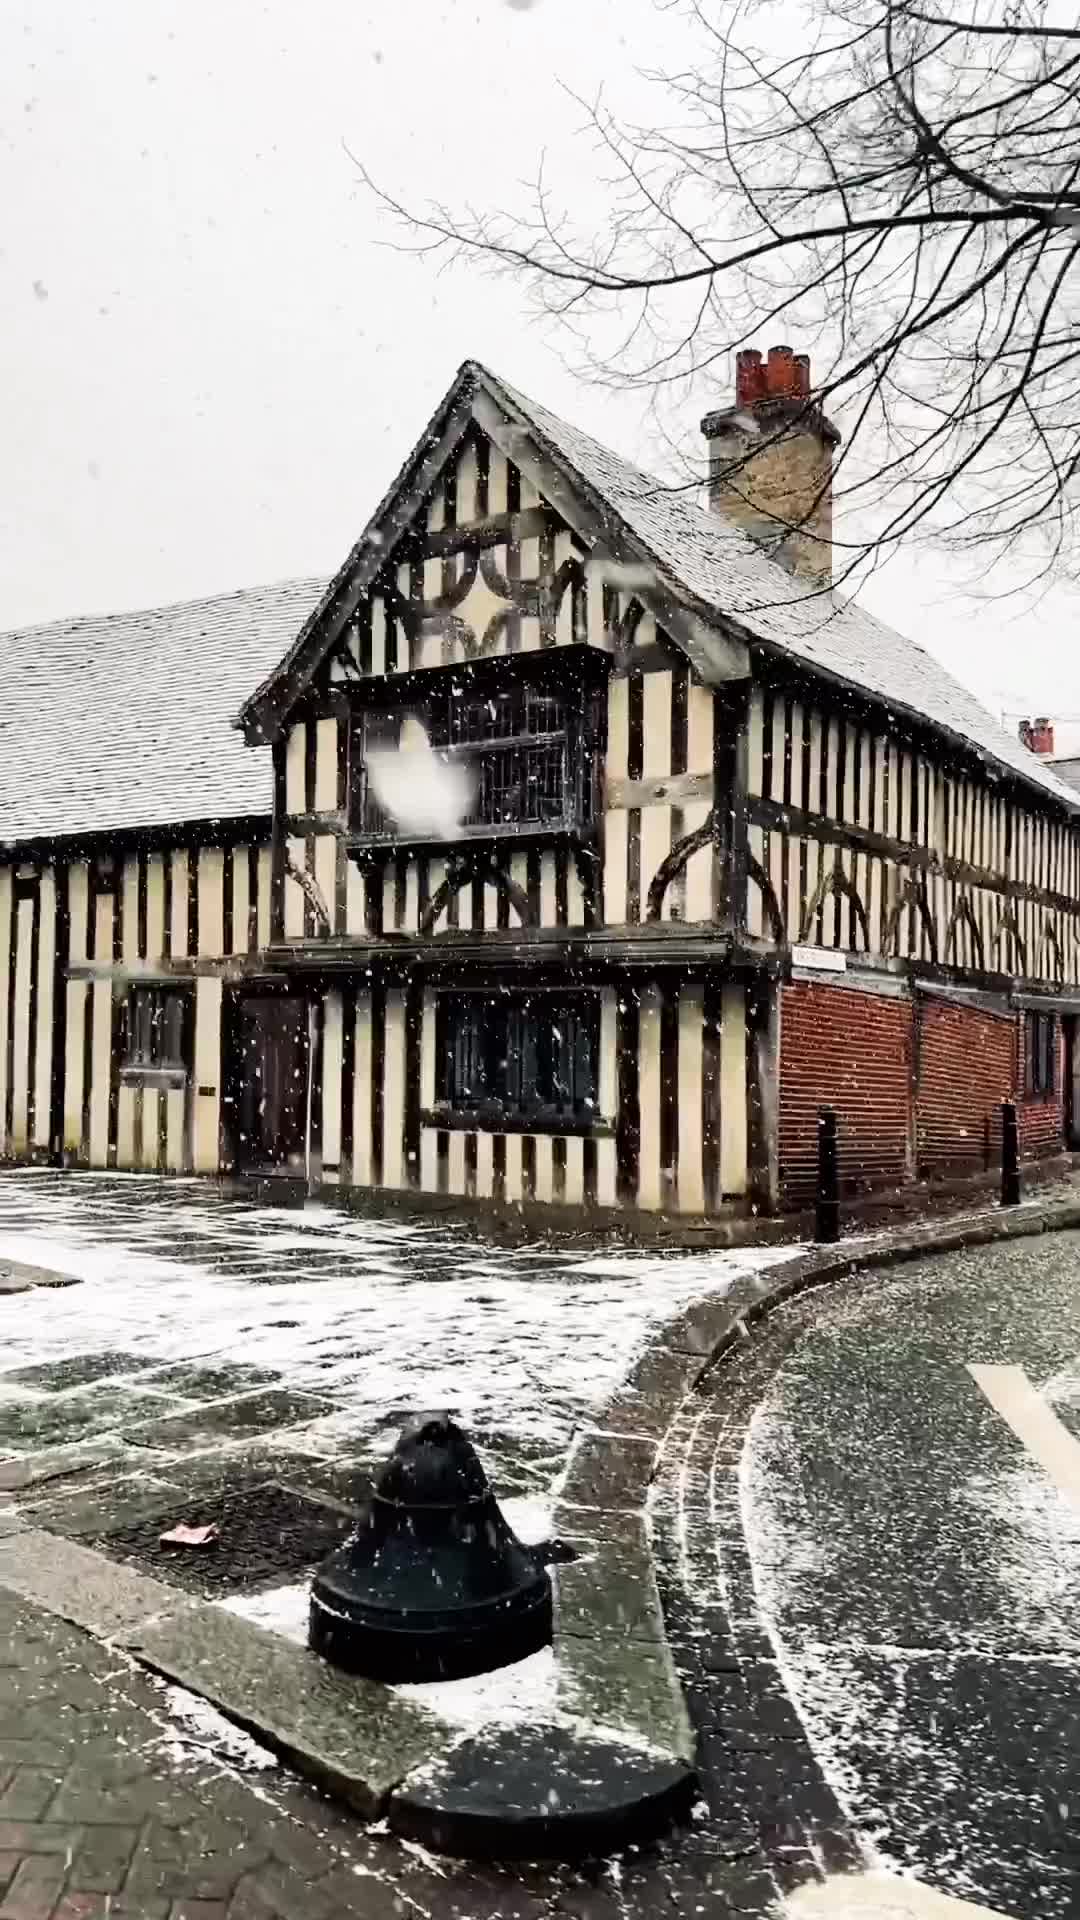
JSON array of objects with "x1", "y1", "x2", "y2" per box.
[{"x1": 362, "y1": 0, "x2": 1080, "y2": 590}]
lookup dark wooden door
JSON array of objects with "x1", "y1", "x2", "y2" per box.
[{"x1": 224, "y1": 991, "x2": 311, "y2": 1172}]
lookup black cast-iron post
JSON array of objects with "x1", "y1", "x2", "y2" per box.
[
  {"x1": 816, "y1": 1105, "x2": 840, "y2": 1244},
  {"x1": 1001, "y1": 1099, "x2": 1021, "y2": 1208}
]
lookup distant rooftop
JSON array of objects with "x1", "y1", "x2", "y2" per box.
[{"x1": 1047, "y1": 754, "x2": 1080, "y2": 797}]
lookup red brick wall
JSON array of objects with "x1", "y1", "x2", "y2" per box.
[
  {"x1": 779, "y1": 982, "x2": 913, "y2": 1206},
  {"x1": 915, "y1": 998, "x2": 1016, "y2": 1176},
  {"x1": 779, "y1": 984, "x2": 1068, "y2": 1208}
]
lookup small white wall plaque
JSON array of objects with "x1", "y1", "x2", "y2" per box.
[{"x1": 791, "y1": 944, "x2": 848, "y2": 974}]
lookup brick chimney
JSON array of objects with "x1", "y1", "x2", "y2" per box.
[
  {"x1": 701, "y1": 346, "x2": 840, "y2": 586},
  {"x1": 1019, "y1": 717, "x2": 1055, "y2": 756}
]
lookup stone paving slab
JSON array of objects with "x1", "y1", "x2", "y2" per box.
[
  {"x1": 391, "y1": 1721, "x2": 695, "y2": 1861},
  {"x1": 556, "y1": 1633, "x2": 694, "y2": 1762},
  {"x1": 0, "y1": 1352, "x2": 157, "y2": 1392},
  {"x1": 136, "y1": 1362, "x2": 285, "y2": 1402},
  {"x1": 265, "y1": 1452, "x2": 373, "y2": 1513},
  {"x1": 28, "y1": 1475, "x2": 186, "y2": 1540},
  {"x1": 0, "y1": 1437, "x2": 131, "y2": 1495},
  {"x1": 0, "y1": 1259, "x2": 79, "y2": 1295},
  {"x1": 124, "y1": 1446, "x2": 289, "y2": 1503},
  {"x1": 0, "y1": 1386, "x2": 187, "y2": 1454},
  {"x1": 612, "y1": 1345, "x2": 705, "y2": 1424},
  {"x1": 553, "y1": 1523, "x2": 666, "y2": 1644},
  {"x1": 125, "y1": 1390, "x2": 338, "y2": 1454}
]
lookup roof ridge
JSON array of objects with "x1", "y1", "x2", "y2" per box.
[
  {"x1": 473, "y1": 362, "x2": 1078, "y2": 812},
  {"x1": 0, "y1": 573, "x2": 329, "y2": 644}
]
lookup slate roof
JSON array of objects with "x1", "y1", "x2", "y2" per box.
[
  {"x1": 0, "y1": 578, "x2": 325, "y2": 844},
  {"x1": 480, "y1": 365, "x2": 1080, "y2": 815}
]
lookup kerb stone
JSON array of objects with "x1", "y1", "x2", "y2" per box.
[
  {"x1": 0, "y1": 1527, "x2": 182, "y2": 1638},
  {"x1": 557, "y1": 1431, "x2": 658, "y2": 1513},
  {"x1": 121, "y1": 1598, "x2": 448, "y2": 1817}
]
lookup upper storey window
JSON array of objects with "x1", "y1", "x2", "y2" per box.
[{"x1": 349, "y1": 655, "x2": 605, "y2": 846}]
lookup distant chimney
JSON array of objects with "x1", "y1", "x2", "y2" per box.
[
  {"x1": 1019, "y1": 717, "x2": 1055, "y2": 756},
  {"x1": 701, "y1": 345, "x2": 840, "y2": 586}
]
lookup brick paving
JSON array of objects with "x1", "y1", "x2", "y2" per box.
[
  {"x1": 0, "y1": 1520, "x2": 821, "y2": 1920},
  {"x1": 0, "y1": 1583, "x2": 575, "y2": 1920}
]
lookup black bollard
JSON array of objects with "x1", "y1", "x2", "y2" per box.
[
  {"x1": 1001, "y1": 1099, "x2": 1021, "y2": 1207},
  {"x1": 815, "y1": 1105, "x2": 840, "y2": 1244},
  {"x1": 309, "y1": 1411, "x2": 552, "y2": 1683}
]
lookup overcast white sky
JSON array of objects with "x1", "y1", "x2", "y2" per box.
[{"x1": 4, "y1": 0, "x2": 1080, "y2": 747}]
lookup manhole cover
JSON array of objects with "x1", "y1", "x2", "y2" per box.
[{"x1": 94, "y1": 1481, "x2": 357, "y2": 1596}]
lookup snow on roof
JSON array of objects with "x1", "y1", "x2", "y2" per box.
[
  {"x1": 0, "y1": 577, "x2": 325, "y2": 844},
  {"x1": 480, "y1": 363, "x2": 1080, "y2": 814},
  {"x1": 8, "y1": 360, "x2": 1071, "y2": 849}
]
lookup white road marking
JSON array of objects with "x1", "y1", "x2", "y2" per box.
[
  {"x1": 786, "y1": 1869, "x2": 1009, "y2": 1916},
  {"x1": 968, "y1": 1362, "x2": 1080, "y2": 1506}
]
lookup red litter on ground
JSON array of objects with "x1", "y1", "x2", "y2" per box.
[{"x1": 158, "y1": 1521, "x2": 220, "y2": 1549}]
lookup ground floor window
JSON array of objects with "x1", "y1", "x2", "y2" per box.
[
  {"x1": 1026, "y1": 1009, "x2": 1057, "y2": 1097},
  {"x1": 433, "y1": 992, "x2": 599, "y2": 1130},
  {"x1": 121, "y1": 985, "x2": 191, "y2": 1082}
]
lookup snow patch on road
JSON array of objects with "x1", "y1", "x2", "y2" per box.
[
  {"x1": 740, "y1": 1397, "x2": 888, "y2": 1853},
  {"x1": 741, "y1": 1377, "x2": 1080, "y2": 1907},
  {"x1": 957, "y1": 1462, "x2": 1080, "y2": 1650}
]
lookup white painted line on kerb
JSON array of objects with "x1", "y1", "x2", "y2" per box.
[
  {"x1": 786, "y1": 1869, "x2": 1008, "y2": 1916},
  {"x1": 967, "y1": 1362, "x2": 1080, "y2": 1507}
]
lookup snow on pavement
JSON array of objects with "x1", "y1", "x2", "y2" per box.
[{"x1": 0, "y1": 1171, "x2": 795, "y2": 1459}]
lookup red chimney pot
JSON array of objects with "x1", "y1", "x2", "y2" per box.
[
  {"x1": 1020, "y1": 718, "x2": 1055, "y2": 756},
  {"x1": 735, "y1": 349, "x2": 765, "y2": 408},
  {"x1": 766, "y1": 345, "x2": 798, "y2": 397}
]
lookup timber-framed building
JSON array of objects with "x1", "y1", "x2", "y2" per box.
[{"x1": 2, "y1": 348, "x2": 1079, "y2": 1220}]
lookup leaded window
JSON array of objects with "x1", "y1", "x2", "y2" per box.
[
  {"x1": 1027, "y1": 1010, "x2": 1056, "y2": 1097},
  {"x1": 121, "y1": 986, "x2": 191, "y2": 1082},
  {"x1": 350, "y1": 659, "x2": 602, "y2": 844},
  {"x1": 433, "y1": 992, "x2": 599, "y2": 1130}
]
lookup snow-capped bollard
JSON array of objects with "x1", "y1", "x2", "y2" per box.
[{"x1": 309, "y1": 1410, "x2": 552, "y2": 1683}]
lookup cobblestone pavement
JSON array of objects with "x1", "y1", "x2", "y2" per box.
[{"x1": 668, "y1": 1233, "x2": 1080, "y2": 1919}]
